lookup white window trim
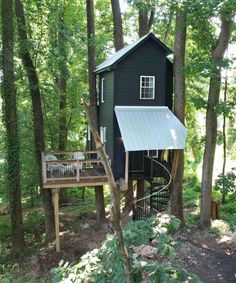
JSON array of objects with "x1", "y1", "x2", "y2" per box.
[
  {"x1": 96, "y1": 76, "x2": 99, "y2": 106},
  {"x1": 100, "y1": 126, "x2": 107, "y2": 144},
  {"x1": 140, "y1": 75, "x2": 155, "y2": 100},
  {"x1": 147, "y1": 150, "x2": 158, "y2": 158},
  {"x1": 103, "y1": 127, "x2": 107, "y2": 142},
  {"x1": 101, "y1": 78, "x2": 105, "y2": 103}
]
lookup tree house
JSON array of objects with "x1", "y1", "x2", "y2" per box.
[
  {"x1": 94, "y1": 33, "x2": 187, "y2": 201},
  {"x1": 42, "y1": 33, "x2": 187, "y2": 251}
]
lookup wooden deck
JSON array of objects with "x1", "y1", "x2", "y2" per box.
[{"x1": 42, "y1": 150, "x2": 109, "y2": 188}]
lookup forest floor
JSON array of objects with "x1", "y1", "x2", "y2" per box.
[
  {"x1": 11, "y1": 208, "x2": 236, "y2": 283},
  {"x1": 171, "y1": 226, "x2": 236, "y2": 283}
]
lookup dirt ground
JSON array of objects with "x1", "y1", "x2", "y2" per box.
[
  {"x1": 18, "y1": 213, "x2": 236, "y2": 282},
  {"x1": 171, "y1": 227, "x2": 236, "y2": 283}
]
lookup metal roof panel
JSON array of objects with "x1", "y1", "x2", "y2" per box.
[{"x1": 114, "y1": 106, "x2": 187, "y2": 151}]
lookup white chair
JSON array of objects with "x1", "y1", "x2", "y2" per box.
[
  {"x1": 73, "y1": 152, "x2": 85, "y2": 171},
  {"x1": 45, "y1": 154, "x2": 65, "y2": 176}
]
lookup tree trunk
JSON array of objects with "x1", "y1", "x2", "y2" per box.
[
  {"x1": 171, "y1": 9, "x2": 187, "y2": 223},
  {"x1": 111, "y1": 0, "x2": 124, "y2": 51},
  {"x1": 163, "y1": 10, "x2": 174, "y2": 43},
  {"x1": 138, "y1": 8, "x2": 154, "y2": 37},
  {"x1": 86, "y1": 0, "x2": 98, "y2": 129},
  {"x1": 1, "y1": 0, "x2": 25, "y2": 257},
  {"x1": 86, "y1": 104, "x2": 134, "y2": 283},
  {"x1": 222, "y1": 73, "x2": 228, "y2": 204},
  {"x1": 57, "y1": 14, "x2": 69, "y2": 204},
  {"x1": 123, "y1": 179, "x2": 134, "y2": 213},
  {"x1": 95, "y1": 186, "x2": 106, "y2": 224},
  {"x1": 200, "y1": 10, "x2": 233, "y2": 228},
  {"x1": 15, "y1": 0, "x2": 55, "y2": 240},
  {"x1": 136, "y1": 179, "x2": 145, "y2": 209},
  {"x1": 86, "y1": 0, "x2": 106, "y2": 225}
]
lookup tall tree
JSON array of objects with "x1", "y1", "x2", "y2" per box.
[
  {"x1": 87, "y1": 105, "x2": 134, "y2": 283},
  {"x1": 110, "y1": 0, "x2": 135, "y2": 212},
  {"x1": 86, "y1": 0, "x2": 106, "y2": 225},
  {"x1": 171, "y1": 7, "x2": 187, "y2": 223},
  {"x1": 15, "y1": 0, "x2": 55, "y2": 240},
  {"x1": 221, "y1": 72, "x2": 228, "y2": 204},
  {"x1": 111, "y1": 0, "x2": 124, "y2": 51},
  {"x1": 57, "y1": 10, "x2": 69, "y2": 204},
  {"x1": 138, "y1": 5, "x2": 154, "y2": 37},
  {"x1": 1, "y1": 0, "x2": 24, "y2": 257},
  {"x1": 200, "y1": 7, "x2": 234, "y2": 228}
]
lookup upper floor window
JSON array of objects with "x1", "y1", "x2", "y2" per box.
[
  {"x1": 101, "y1": 78, "x2": 105, "y2": 103},
  {"x1": 140, "y1": 76, "x2": 155, "y2": 99}
]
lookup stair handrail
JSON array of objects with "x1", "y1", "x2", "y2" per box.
[{"x1": 134, "y1": 157, "x2": 172, "y2": 207}]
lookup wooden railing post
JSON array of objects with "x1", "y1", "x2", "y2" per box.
[{"x1": 77, "y1": 161, "x2": 80, "y2": 182}]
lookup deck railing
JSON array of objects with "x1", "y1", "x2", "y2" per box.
[{"x1": 42, "y1": 150, "x2": 107, "y2": 185}]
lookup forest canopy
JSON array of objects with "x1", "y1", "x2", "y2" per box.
[{"x1": 0, "y1": 0, "x2": 236, "y2": 282}]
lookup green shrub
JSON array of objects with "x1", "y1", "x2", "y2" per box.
[
  {"x1": 51, "y1": 214, "x2": 201, "y2": 283},
  {"x1": 221, "y1": 201, "x2": 236, "y2": 214},
  {"x1": 0, "y1": 242, "x2": 10, "y2": 265},
  {"x1": 23, "y1": 211, "x2": 44, "y2": 234},
  {"x1": 214, "y1": 168, "x2": 236, "y2": 202},
  {"x1": 0, "y1": 215, "x2": 11, "y2": 242}
]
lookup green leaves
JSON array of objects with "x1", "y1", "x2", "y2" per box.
[
  {"x1": 214, "y1": 168, "x2": 236, "y2": 197},
  {"x1": 51, "y1": 214, "x2": 200, "y2": 283},
  {"x1": 157, "y1": 233, "x2": 180, "y2": 258}
]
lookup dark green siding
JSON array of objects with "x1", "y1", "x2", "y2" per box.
[
  {"x1": 114, "y1": 38, "x2": 166, "y2": 106},
  {"x1": 97, "y1": 38, "x2": 173, "y2": 179},
  {"x1": 98, "y1": 71, "x2": 114, "y2": 161}
]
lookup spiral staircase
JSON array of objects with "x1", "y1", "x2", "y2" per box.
[{"x1": 132, "y1": 157, "x2": 172, "y2": 221}]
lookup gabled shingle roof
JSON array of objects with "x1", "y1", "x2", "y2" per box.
[{"x1": 94, "y1": 33, "x2": 172, "y2": 74}]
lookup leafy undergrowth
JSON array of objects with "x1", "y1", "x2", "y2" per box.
[
  {"x1": 51, "y1": 214, "x2": 201, "y2": 283},
  {"x1": 183, "y1": 174, "x2": 236, "y2": 235},
  {"x1": 0, "y1": 187, "x2": 110, "y2": 282}
]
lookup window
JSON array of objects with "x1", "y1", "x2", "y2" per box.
[
  {"x1": 101, "y1": 78, "x2": 105, "y2": 103},
  {"x1": 147, "y1": 150, "x2": 158, "y2": 158},
  {"x1": 100, "y1": 126, "x2": 107, "y2": 144},
  {"x1": 140, "y1": 76, "x2": 155, "y2": 99}
]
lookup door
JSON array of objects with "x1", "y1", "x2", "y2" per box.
[{"x1": 129, "y1": 151, "x2": 144, "y2": 172}]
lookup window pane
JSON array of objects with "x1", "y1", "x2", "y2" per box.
[
  {"x1": 149, "y1": 78, "x2": 154, "y2": 87},
  {"x1": 140, "y1": 76, "x2": 155, "y2": 99}
]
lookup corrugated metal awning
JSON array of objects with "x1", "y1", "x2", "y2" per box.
[{"x1": 115, "y1": 106, "x2": 187, "y2": 152}]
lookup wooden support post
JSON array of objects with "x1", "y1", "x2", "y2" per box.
[
  {"x1": 125, "y1": 151, "x2": 129, "y2": 190},
  {"x1": 123, "y1": 179, "x2": 134, "y2": 213},
  {"x1": 53, "y1": 188, "x2": 60, "y2": 252},
  {"x1": 95, "y1": 185, "x2": 106, "y2": 225},
  {"x1": 136, "y1": 179, "x2": 145, "y2": 209}
]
